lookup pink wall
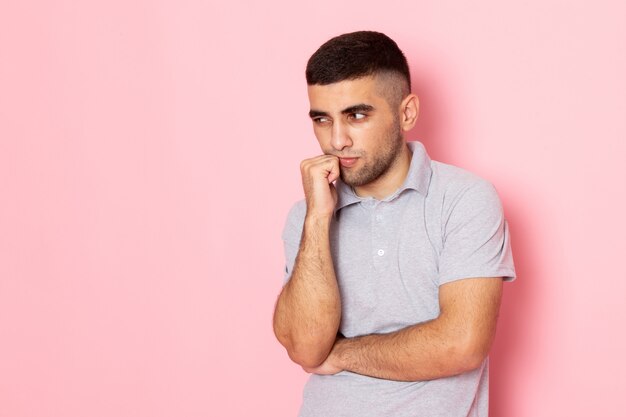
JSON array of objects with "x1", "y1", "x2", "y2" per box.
[{"x1": 1, "y1": 1, "x2": 624, "y2": 416}]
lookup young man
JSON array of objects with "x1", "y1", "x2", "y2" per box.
[{"x1": 273, "y1": 31, "x2": 516, "y2": 417}]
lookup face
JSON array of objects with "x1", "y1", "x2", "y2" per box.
[{"x1": 307, "y1": 75, "x2": 405, "y2": 188}]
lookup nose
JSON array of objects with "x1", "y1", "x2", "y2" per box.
[{"x1": 331, "y1": 121, "x2": 352, "y2": 151}]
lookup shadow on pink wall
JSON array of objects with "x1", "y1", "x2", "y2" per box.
[{"x1": 489, "y1": 197, "x2": 534, "y2": 416}]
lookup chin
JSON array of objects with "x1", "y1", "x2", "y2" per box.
[{"x1": 340, "y1": 171, "x2": 371, "y2": 187}]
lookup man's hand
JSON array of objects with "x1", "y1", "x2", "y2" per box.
[
  {"x1": 300, "y1": 155, "x2": 340, "y2": 219},
  {"x1": 302, "y1": 336, "x2": 345, "y2": 375},
  {"x1": 302, "y1": 357, "x2": 342, "y2": 375}
]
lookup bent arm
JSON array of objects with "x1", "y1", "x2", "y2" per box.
[
  {"x1": 273, "y1": 214, "x2": 341, "y2": 368},
  {"x1": 308, "y1": 277, "x2": 502, "y2": 381}
]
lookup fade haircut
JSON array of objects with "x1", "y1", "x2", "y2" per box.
[{"x1": 305, "y1": 31, "x2": 411, "y2": 107}]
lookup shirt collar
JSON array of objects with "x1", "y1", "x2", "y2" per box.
[{"x1": 334, "y1": 140, "x2": 432, "y2": 214}]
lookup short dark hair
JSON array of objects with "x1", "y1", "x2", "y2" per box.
[{"x1": 305, "y1": 31, "x2": 411, "y2": 93}]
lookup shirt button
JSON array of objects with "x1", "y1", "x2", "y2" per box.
[{"x1": 377, "y1": 249, "x2": 385, "y2": 256}]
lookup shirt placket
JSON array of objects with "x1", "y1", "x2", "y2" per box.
[{"x1": 371, "y1": 201, "x2": 389, "y2": 272}]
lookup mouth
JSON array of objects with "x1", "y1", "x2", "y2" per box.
[{"x1": 339, "y1": 157, "x2": 359, "y2": 168}]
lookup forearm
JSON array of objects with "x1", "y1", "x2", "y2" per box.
[
  {"x1": 332, "y1": 318, "x2": 486, "y2": 382},
  {"x1": 311, "y1": 277, "x2": 502, "y2": 381},
  {"x1": 273, "y1": 215, "x2": 341, "y2": 367}
]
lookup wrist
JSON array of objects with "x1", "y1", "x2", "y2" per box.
[
  {"x1": 304, "y1": 212, "x2": 333, "y2": 228},
  {"x1": 331, "y1": 336, "x2": 349, "y2": 369}
]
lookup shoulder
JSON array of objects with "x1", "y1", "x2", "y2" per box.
[
  {"x1": 285, "y1": 199, "x2": 307, "y2": 223},
  {"x1": 429, "y1": 161, "x2": 503, "y2": 217},
  {"x1": 431, "y1": 160, "x2": 495, "y2": 193},
  {"x1": 281, "y1": 199, "x2": 307, "y2": 241}
]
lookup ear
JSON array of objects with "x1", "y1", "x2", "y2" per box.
[{"x1": 400, "y1": 94, "x2": 419, "y2": 131}]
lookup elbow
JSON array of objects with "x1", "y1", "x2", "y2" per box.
[
  {"x1": 287, "y1": 345, "x2": 329, "y2": 368},
  {"x1": 455, "y1": 350, "x2": 487, "y2": 373},
  {"x1": 273, "y1": 325, "x2": 331, "y2": 368},
  {"x1": 451, "y1": 337, "x2": 491, "y2": 373},
  {"x1": 278, "y1": 336, "x2": 330, "y2": 368}
]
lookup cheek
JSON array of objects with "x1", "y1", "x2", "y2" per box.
[{"x1": 352, "y1": 123, "x2": 381, "y2": 143}]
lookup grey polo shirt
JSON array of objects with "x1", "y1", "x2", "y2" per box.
[{"x1": 281, "y1": 140, "x2": 516, "y2": 417}]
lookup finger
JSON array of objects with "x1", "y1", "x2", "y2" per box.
[
  {"x1": 300, "y1": 155, "x2": 335, "y2": 175},
  {"x1": 325, "y1": 158, "x2": 340, "y2": 183}
]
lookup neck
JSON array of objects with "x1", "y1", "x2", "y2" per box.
[{"x1": 354, "y1": 143, "x2": 413, "y2": 200}]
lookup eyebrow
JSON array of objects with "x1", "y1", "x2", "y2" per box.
[
  {"x1": 309, "y1": 103, "x2": 375, "y2": 119},
  {"x1": 342, "y1": 104, "x2": 375, "y2": 114}
]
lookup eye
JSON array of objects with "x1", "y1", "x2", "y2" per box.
[
  {"x1": 349, "y1": 113, "x2": 366, "y2": 121},
  {"x1": 313, "y1": 116, "x2": 331, "y2": 125}
]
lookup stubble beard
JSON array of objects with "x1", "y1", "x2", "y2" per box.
[{"x1": 339, "y1": 122, "x2": 405, "y2": 188}]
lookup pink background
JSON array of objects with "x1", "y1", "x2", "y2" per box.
[{"x1": 1, "y1": 0, "x2": 625, "y2": 416}]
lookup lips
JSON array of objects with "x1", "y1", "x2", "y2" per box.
[{"x1": 339, "y1": 157, "x2": 358, "y2": 167}]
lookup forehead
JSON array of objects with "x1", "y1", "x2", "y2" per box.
[{"x1": 307, "y1": 76, "x2": 388, "y2": 112}]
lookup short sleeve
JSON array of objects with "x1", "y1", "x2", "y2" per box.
[
  {"x1": 281, "y1": 200, "x2": 306, "y2": 285},
  {"x1": 438, "y1": 180, "x2": 516, "y2": 285}
]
